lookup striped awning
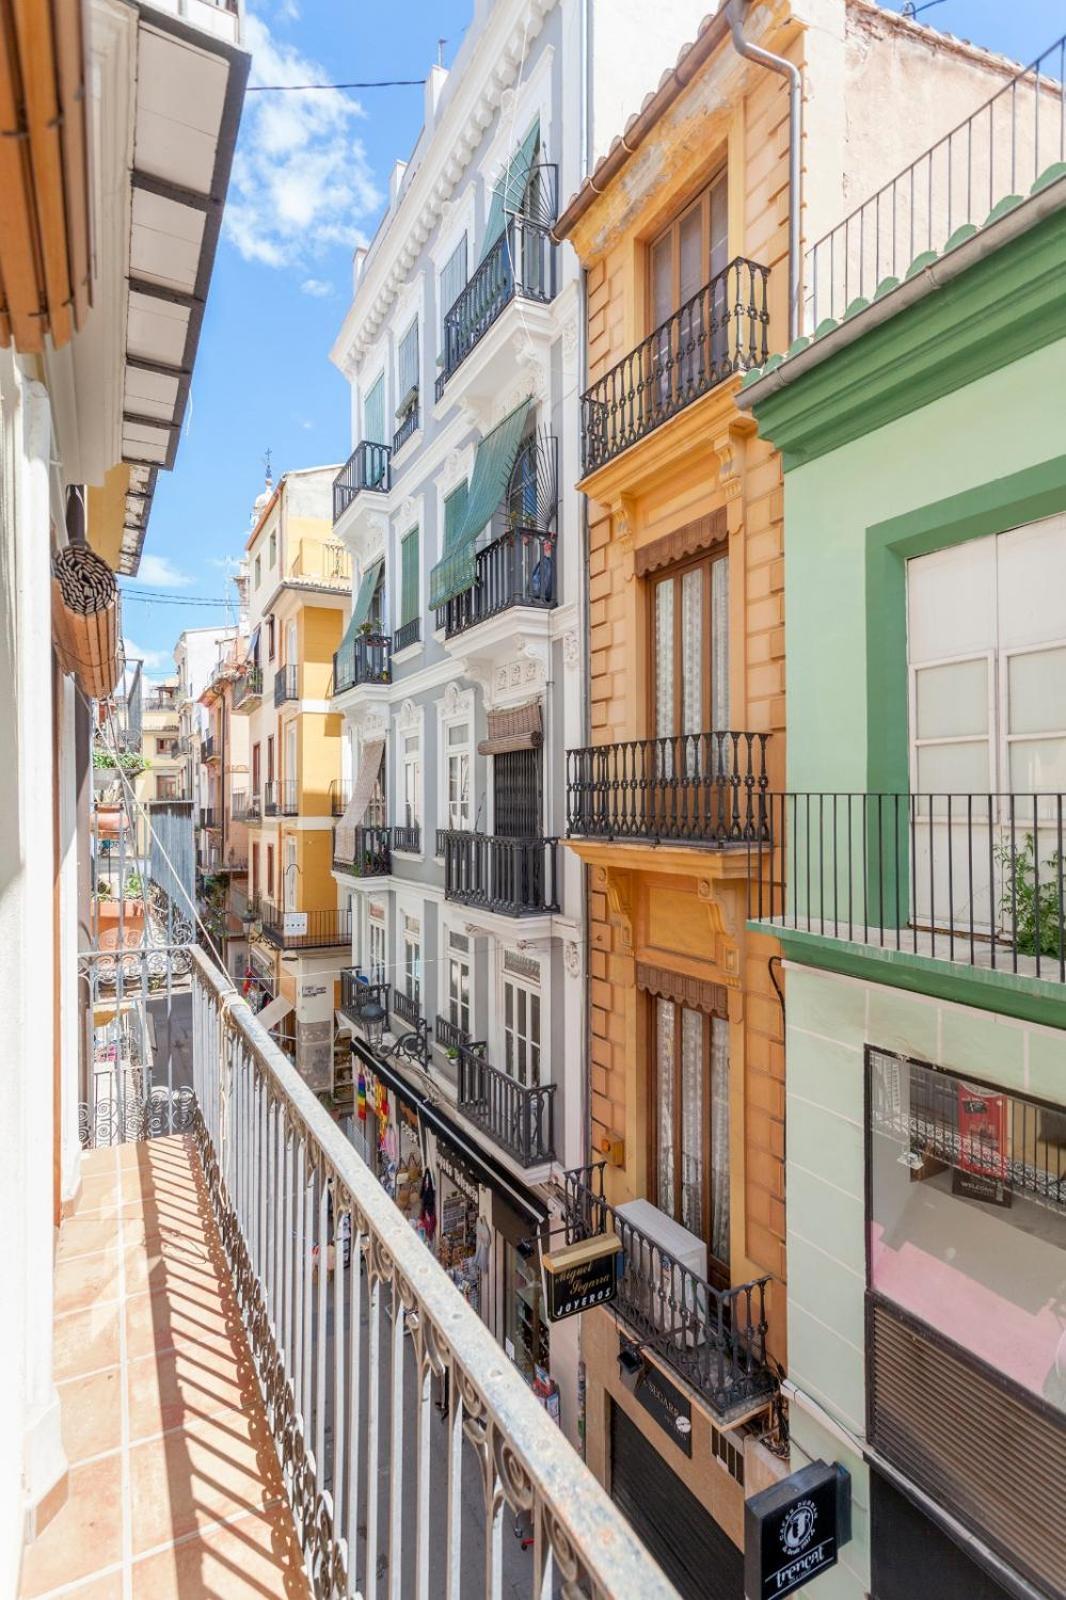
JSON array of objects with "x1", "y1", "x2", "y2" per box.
[
  {"x1": 334, "y1": 739, "x2": 384, "y2": 863},
  {"x1": 428, "y1": 401, "x2": 531, "y2": 609},
  {"x1": 479, "y1": 118, "x2": 540, "y2": 263}
]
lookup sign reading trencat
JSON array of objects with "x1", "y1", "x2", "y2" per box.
[
  {"x1": 540, "y1": 1234, "x2": 621, "y2": 1322},
  {"x1": 745, "y1": 1461, "x2": 851, "y2": 1600}
]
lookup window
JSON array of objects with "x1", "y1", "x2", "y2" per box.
[
  {"x1": 367, "y1": 901, "x2": 387, "y2": 983},
  {"x1": 266, "y1": 843, "x2": 275, "y2": 899},
  {"x1": 266, "y1": 615, "x2": 276, "y2": 660},
  {"x1": 254, "y1": 553, "x2": 261, "y2": 588},
  {"x1": 250, "y1": 843, "x2": 258, "y2": 898},
  {"x1": 651, "y1": 549, "x2": 730, "y2": 743},
  {"x1": 402, "y1": 732, "x2": 421, "y2": 827},
  {"x1": 266, "y1": 735, "x2": 275, "y2": 782},
  {"x1": 400, "y1": 528, "x2": 420, "y2": 626},
  {"x1": 503, "y1": 972, "x2": 541, "y2": 1087},
  {"x1": 651, "y1": 996, "x2": 730, "y2": 1282},
  {"x1": 251, "y1": 742, "x2": 261, "y2": 797},
  {"x1": 285, "y1": 721, "x2": 297, "y2": 788},
  {"x1": 446, "y1": 720, "x2": 471, "y2": 830},
  {"x1": 868, "y1": 1047, "x2": 1066, "y2": 1418},
  {"x1": 439, "y1": 236, "x2": 467, "y2": 340},
  {"x1": 649, "y1": 173, "x2": 729, "y2": 397},
  {"x1": 403, "y1": 913, "x2": 422, "y2": 1004},
  {"x1": 447, "y1": 930, "x2": 470, "y2": 1037},
  {"x1": 397, "y1": 319, "x2": 419, "y2": 410},
  {"x1": 364, "y1": 372, "x2": 385, "y2": 445},
  {"x1": 269, "y1": 529, "x2": 277, "y2": 568},
  {"x1": 286, "y1": 618, "x2": 297, "y2": 665},
  {"x1": 283, "y1": 836, "x2": 297, "y2": 911}
]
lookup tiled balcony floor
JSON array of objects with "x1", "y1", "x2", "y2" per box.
[{"x1": 22, "y1": 1136, "x2": 310, "y2": 1600}]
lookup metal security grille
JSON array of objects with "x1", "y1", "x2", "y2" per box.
[{"x1": 493, "y1": 748, "x2": 541, "y2": 837}]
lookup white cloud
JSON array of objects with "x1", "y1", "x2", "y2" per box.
[
  {"x1": 301, "y1": 277, "x2": 333, "y2": 297},
  {"x1": 133, "y1": 553, "x2": 193, "y2": 588},
  {"x1": 224, "y1": 14, "x2": 381, "y2": 272},
  {"x1": 123, "y1": 637, "x2": 173, "y2": 674},
  {"x1": 206, "y1": 554, "x2": 245, "y2": 576}
]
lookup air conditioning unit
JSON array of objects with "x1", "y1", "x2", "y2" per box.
[{"x1": 615, "y1": 1198, "x2": 708, "y2": 1345}]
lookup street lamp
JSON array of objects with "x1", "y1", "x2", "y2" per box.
[{"x1": 357, "y1": 994, "x2": 387, "y2": 1050}]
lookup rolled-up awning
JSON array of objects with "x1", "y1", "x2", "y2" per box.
[
  {"x1": 51, "y1": 545, "x2": 120, "y2": 699},
  {"x1": 428, "y1": 400, "x2": 532, "y2": 609},
  {"x1": 477, "y1": 700, "x2": 543, "y2": 755},
  {"x1": 256, "y1": 994, "x2": 293, "y2": 1032},
  {"x1": 334, "y1": 738, "x2": 384, "y2": 863}
]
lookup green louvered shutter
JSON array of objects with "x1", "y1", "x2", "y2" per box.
[
  {"x1": 428, "y1": 400, "x2": 532, "y2": 609},
  {"x1": 479, "y1": 119, "x2": 540, "y2": 263},
  {"x1": 400, "y1": 529, "x2": 419, "y2": 624}
]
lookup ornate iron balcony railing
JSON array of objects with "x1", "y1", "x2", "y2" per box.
[
  {"x1": 580, "y1": 256, "x2": 770, "y2": 474},
  {"x1": 333, "y1": 439, "x2": 391, "y2": 523},
  {"x1": 392, "y1": 823, "x2": 421, "y2": 854},
  {"x1": 233, "y1": 666, "x2": 263, "y2": 708},
  {"x1": 333, "y1": 631, "x2": 391, "y2": 696},
  {"x1": 751, "y1": 790, "x2": 1066, "y2": 983},
  {"x1": 274, "y1": 663, "x2": 298, "y2": 706},
  {"x1": 258, "y1": 900, "x2": 352, "y2": 950},
  {"x1": 339, "y1": 968, "x2": 390, "y2": 1030},
  {"x1": 435, "y1": 527, "x2": 555, "y2": 638},
  {"x1": 393, "y1": 616, "x2": 421, "y2": 653},
  {"x1": 440, "y1": 831, "x2": 559, "y2": 916},
  {"x1": 392, "y1": 404, "x2": 419, "y2": 454},
  {"x1": 332, "y1": 823, "x2": 391, "y2": 878},
  {"x1": 435, "y1": 1014, "x2": 469, "y2": 1054},
  {"x1": 456, "y1": 1040, "x2": 556, "y2": 1167},
  {"x1": 391, "y1": 986, "x2": 422, "y2": 1029},
  {"x1": 567, "y1": 731, "x2": 771, "y2": 846}
]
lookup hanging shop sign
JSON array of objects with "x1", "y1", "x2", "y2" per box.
[
  {"x1": 541, "y1": 1234, "x2": 621, "y2": 1323},
  {"x1": 629, "y1": 1356, "x2": 693, "y2": 1458},
  {"x1": 283, "y1": 911, "x2": 308, "y2": 937},
  {"x1": 744, "y1": 1461, "x2": 852, "y2": 1600}
]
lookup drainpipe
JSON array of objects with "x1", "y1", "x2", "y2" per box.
[{"x1": 725, "y1": 0, "x2": 802, "y2": 343}]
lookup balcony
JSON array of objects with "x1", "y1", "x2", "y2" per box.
[
  {"x1": 258, "y1": 899, "x2": 352, "y2": 949},
  {"x1": 751, "y1": 790, "x2": 1066, "y2": 985},
  {"x1": 332, "y1": 823, "x2": 391, "y2": 878},
  {"x1": 277, "y1": 779, "x2": 299, "y2": 816},
  {"x1": 435, "y1": 1014, "x2": 469, "y2": 1054},
  {"x1": 199, "y1": 807, "x2": 216, "y2": 830},
  {"x1": 333, "y1": 631, "x2": 391, "y2": 696},
  {"x1": 392, "y1": 403, "x2": 419, "y2": 454},
  {"x1": 332, "y1": 438, "x2": 391, "y2": 523},
  {"x1": 263, "y1": 781, "x2": 279, "y2": 817},
  {"x1": 441, "y1": 831, "x2": 559, "y2": 916},
  {"x1": 232, "y1": 666, "x2": 263, "y2": 710},
  {"x1": 392, "y1": 986, "x2": 422, "y2": 1029},
  {"x1": 330, "y1": 778, "x2": 350, "y2": 816},
  {"x1": 339, "y1": 967, "x2": 389, "y2": 1030},
  {"x1": 456, "y1": 1040, "x2": 555, "y2": 1166},
  {"x1": 435, "y1": 527, "x2": 555, "y2": 640},
  {"x1": 273, "y1": 663, "x2": 298, "y2": 705},
  {"x1": 230, "y1": 788, "x2": 248, "y2": 820},
  {"x1": 566, "y1": 731, "x2": 771, "y2": 847},
  {"x1": 435, "y1": 202, "x2": 557, "y2": 403},
  {"x1": 202, "y1": 732, "x2": 217, "y2": 761},
  {"x1": 565, "y1": 1165, "x2": 775, "y2": 1420},
  {"x1": 246, "y1": 792, "x2": 262, "y2": 822},
  {"x1": 580, "y1": 256, "x2": 770, "y2": 476},
  {"x1": 392, "y1": 822, "x2": 421, "y2": 853},
  {"x1": 393, "y1": 616, "x2": 421, "y2": 653}
]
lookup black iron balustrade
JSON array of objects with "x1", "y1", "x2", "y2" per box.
[
  {"x1": 278, "y1": 779, "x2": 299, "y2": 817},
  {"x1": 332, "y1": 440, "x2": 391, "y2": 522},
  {"x1": 567, "y1": 731, "x2": 771, "y2": 845},
  {"x1": 332, "y1": 823, "x2": 391, "y2": 878},
  {"x1": 457, "y1": 1041, "x2": 555, "y2": 1166},
  {"x1": 333, "y1": 631, "x2": 391, "y2": 695},
  {"x1": 330, "y1": 779, "x2": 351, "y2": 817},
  {"x1": 751, "y1": 791, "x2": 1066, "y2": 984},
  {"x1": 392, "y1": 987, "x2": 422, "y2": 1029},
  {"x1": 274, "y1": 664, "x2": 298, "y2": 706},
  {"x1": 259, "y1": 900, "x2": 353, "y2": 950},
  {"x1": 392, "y1": 405, "x2": 419, "y2": 454},
  {"x1": 230, "y1": 790, "x2": 248, "y2": 821},
  {"x1": 436, "y1": 205, "x2": 557, "y2": 397},
  {"x1": 392, "y1": 823, "x2": 421, "y2": 853},
  {"x1": 441, "y1": 831, "x2": 559, "y2": 915},
  {"x1": 263, "y1": 781, "x2": 279, "y2": 817},
  {"x1": 202, "y1": 733, "x2": 216, "y2": 761},
  {"x1": 435, "y1": 528, "x2": 556, "y2": 638},
  {"x1": 233, "y1": 667, "x2": 262, "y2": 707},
  {"x1": 435, "y1": 1015, "x2": 469, "y2": 1054},
  {"x1": 340, "y1": 968, "x2": 390, "y2": 1029},
  {"x1": 564, "y1": 1163, "x2": 775, "y2": 1419},
  {"x1": 393, "y1": 617, "x2": 421, "y2": 653},
  {"x1": 581, "y1": 256, "x2": 770, "y2": 474}
]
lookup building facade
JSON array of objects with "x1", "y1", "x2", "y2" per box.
[
  {"x1": 197, "y1": 635, "x2": 252, "y2": 977},
  {"x1": 741, "y1": 89, "x2": 1066, "y2": 1600}
]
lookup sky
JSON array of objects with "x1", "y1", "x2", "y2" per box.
[{"x1": 120, "y1": 0, "x2": 1064, "y2": 675}]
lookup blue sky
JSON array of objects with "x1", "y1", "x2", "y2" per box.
[{"x1": 121, "y1": 0, "x2": 1063, "y2": 673}]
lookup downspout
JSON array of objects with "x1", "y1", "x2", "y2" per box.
[{"x1": 725, "y1": 0, "x2": 802, "y2": 343}]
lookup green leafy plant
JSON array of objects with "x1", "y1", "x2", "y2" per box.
[
  {"x1": 124, "y1": 872, "x2": 144, "y2": 896},
  {"x1": 93, "y1": 747, "x2": 149, "y2": 777},
  {"x1": 996, "y1": 832, "x2": 1065, "y2": 958}
]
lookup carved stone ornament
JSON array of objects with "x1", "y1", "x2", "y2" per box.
[
  {"x1": 397, "y1": 698, "x2": 420, "y2": 732},
  {"x1": 440, "y1": 680, "x2": 475, "y2": 719},
  {"x1": 562, "y1": 630, "x2": 579, "y2": 670},
  {"x1": 564, "y1": 941, "x2": 581, "y2": 979},
  {"x1": 596, "y1": 865, "x2": 633, "y2": 955}
]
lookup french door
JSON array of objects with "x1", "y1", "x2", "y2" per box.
[
  {"x1": 650, "y1": 996, "x2": 731, "y2": 1287},
  {"x1": 648, "y1": 173, "x2": 728, "y2": 410},
  {"x1": 650, "y1": 550, "x2": 730, "y2": 827},
  {"x1": 493, "y1": 748, "x2": 542, "y2": 837}
]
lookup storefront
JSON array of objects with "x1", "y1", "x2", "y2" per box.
[
  {"x1": 870, "y1": 1471, "x2": 1013, "y2": 1600},
  {"x1": 436, "y1": 1141, "x2": 484, "y2": 1315}
]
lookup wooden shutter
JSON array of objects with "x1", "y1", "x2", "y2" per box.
[{"x1": 400, "y1": 528, "x2": 419, "y2": 624}]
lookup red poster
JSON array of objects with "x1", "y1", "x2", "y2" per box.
[{"x1": 956, "y1": 1085, "x2": 1007, "y2": 1179}]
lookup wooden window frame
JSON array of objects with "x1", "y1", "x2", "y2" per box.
[
  {"x1": 646, "y1": 169, "x2": 727, "y2": 334},
  {"x1": 265, "y1": 842, "x2": 274, "y2": 900},
  {"x1": 646, "y1": 542, "x2": 729, "y2": 739}
]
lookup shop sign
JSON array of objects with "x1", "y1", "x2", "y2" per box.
[
  {"x1": 283, "y1": 911, "x2": 308, "y2": 937},
  {"x1": 630, "y1": 1358, "x2": 693, "y2": 1458},
  {"x1": 952, "y1": 1085, "x2": 1012, "y2": 1207},
  {"x1": 301, "y1": 982, "x2": 326, "y2": 999},
  {"x1": 745, "y1": 1461, "x2": 851, "y2": 1600},
  {"x1": 541, "y1": 1234, "x2": 621, "y2": 1322}
]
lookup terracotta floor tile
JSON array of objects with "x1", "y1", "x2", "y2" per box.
[
  {"x1": 131, "y1": 1504, "x2": 310, "y2": 1600},
  {"x1": 129, "y1": 1407, "x2": 285, "y2": 1555},
  {"x1": 51, "y1": 1573, "x2": 125, "y2": 1600},
  {"x1": 54, "y1": 1302, "x2": 121, "y2": 1381},
  {"x1": 124, "y1": 1285, "x2": 245, "y2": 1365},
  {"x1": 54, "y1": 1248, "x2": 121, "y2": 1316},
  {"x1": 70, "y1": 1173, "x2": 121, "y2": 1218},
  {"x1": 56, "y1": 1217, "x2": 120, "y2": 1262},
  {"x1": 123, "y1": 1239, "x2": 231, "y2": 1302},
  {"x1": 80, "y1": 1147, "x2": 120, "y2": 1181},
  {"x1": 127, "y1": 1345, "x2": 255, "y2": 1442},
  {"x1": 18, "y1": 1454, "x2": 123, "y2": 1597},
  {"x1": 59, "y1": 1367, "x2": 123, "y2": 1464}
]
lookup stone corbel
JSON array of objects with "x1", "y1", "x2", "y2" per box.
[
  {"x1": 614, "y1": 491, "x2": 638, "y2": 582},
  {"x1": 595, "y1": 864, "x2": 634, "y2": 956},
  {"x1": 697, "y1": 877, "x2": 741, "y2": 981},
  {"x1": 712, "y1": 416, "x2": 757, "y2": 503}
]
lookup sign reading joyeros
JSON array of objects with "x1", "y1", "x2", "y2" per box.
[
  {"x1": 744, "y1": 1461, "x2": 851, "y2": 1600},
  {"x1": 540, "y1": 1234, "x2": 621, "y2": 1322}
]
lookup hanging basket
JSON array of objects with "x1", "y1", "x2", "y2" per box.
[{"x1": 51, "y1": 544, "x2": 119, "y2": 699}]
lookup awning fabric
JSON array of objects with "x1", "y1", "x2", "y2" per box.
[
  {"x1": 334, "y1": 739, "x2": 384, "y2": 863},
  {"x1": 428, "y1": 401, "x2": 532, "y2": 609},
  {"x1": 477, "y1": 700, "x2": 543, "y2": 755},
  {"x1": 479, "y1": 118, "x2": 540, "y2": 263},
  {"x1": 336, "y1": 559, "x2": 383, "y2": 683},
  {"x1": 256, "y1": 994, "x2": 293, "y2": 1031}
]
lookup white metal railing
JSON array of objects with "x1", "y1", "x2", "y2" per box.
[
  {"x1": 805, "y1": 34, "x2": 1066, "y2": 330},
  {"x1": 189, "y1": 947, "x2": 679, "y2": 1599}
]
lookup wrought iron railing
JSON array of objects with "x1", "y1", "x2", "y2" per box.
[
  {"x1": 751, "y1": 791, "x2": 1066, "y2": 983},
  {"x1": 278, "y1": 779, "x2": 299, "y2": 817},
  {"x1": 393, "y1": 616, "x2": 421, "y2": 653},
  {"x1": 567, "y1": 731, "x2": 771, "y2": 845},
  {"x1": 805, "y1": 35, "x2": 1066, "y2": 331},
  {"x1": 435, "y1": 528, "x2": 556, "y2": 638},
  {"x1": 333, "y1": 439, "x2": 391, "y2": 522},
  {"x1": 580, "y1": 257, "x2": 770, "y2": 473},
  {"x1": 392, "y1": 823, "x2": 421, "y2": 853},
  {"x1": 233, "y1": 666, "x2": 263, "y2": 708},
  {"x1": 456, "y1": 1041, "x2": 556, "y2": 1167},
  {"x1": 258, "y1": 901, "x2": 352, "y2": 949},
  {"x1": 274, "y1": 663, "x2": 298, "y2": 705},
  {"x1": 392, "y1": 404, "x2": 419, "y2": 453},
  {"x1": 436, "y1": 207, "x2": 557, "y2": 398},
  {"x1": 435, "y1": 1014, "x2": 469, "y2": 1054},
  {"x1": 441, "y1": 831, "x2": 559, "y2": 915},
  {"x1": 564, "y1": 1164, "x2": 775, "y2": 1419},
  {"x1": 333, "y1": 631, "x2": 391, "y2": 696},
  {"x1": 339, "y1": 968, "x2": 390, "y2": 1029},
  {"x1": 263, "y1": 781, "x2": 279, "y2": 817},
  {"x1": 330, "y1": 779, "x2": 350, "y2": 817},
  {"x1": 332, "y1": 823, "x2": 391, "y2": 878},
  {"x1": 391, "y1": 987, "x2": 422, "y2": 1029},
  {"x1": 186, "y1": 949, "x2": 678, "y2": 1598},
  {"x1": 202, "y1": 733, "x2": 216, "y2": 761}
]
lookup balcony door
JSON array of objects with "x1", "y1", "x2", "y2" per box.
[
  {"x1": 649, "y1": 173, "x2": 728, "y2": 409},
  {"x1": 283, "y1": 837, "x2": 297, "y2": 912},
  {"x1": 285, "y1": 721, "x2": 297, "y2": 796},
  {"x1": 494, "y1": 748, "x2": 541, "y2": 837},
  {"x1": 651, "y1": 550, "x2": 730, "y2": 821}
]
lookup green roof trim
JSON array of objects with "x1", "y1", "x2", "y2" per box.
[{"x1": 428, "y1": 400, "x2": 532, "y2": 609}]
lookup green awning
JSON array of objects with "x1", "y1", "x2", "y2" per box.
[
  {"x1": 479, "y1": 118, "x2": 540, "y2": 263},
  {"x1": 336, "y1": 558, "x2": 383, "y2": 679},
  {"x1": 428, "y1": 401, "x2": 531, "y2": 610}
]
